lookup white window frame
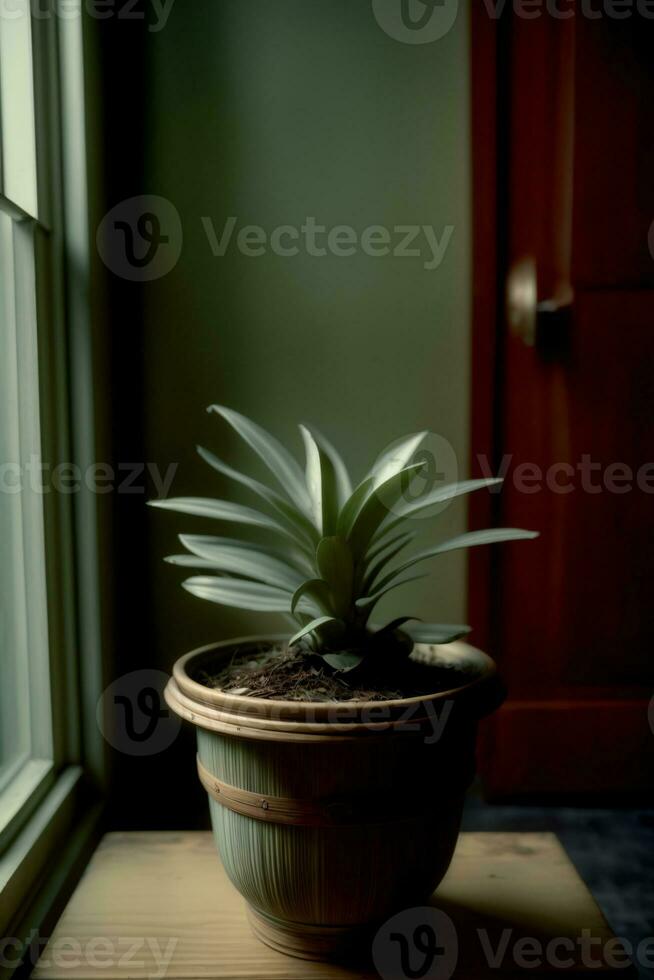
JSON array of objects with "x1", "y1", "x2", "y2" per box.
[{"x1": 0, "y1": 0, "x2": 109, "y2": 953}]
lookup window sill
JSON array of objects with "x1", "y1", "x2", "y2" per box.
[
  {"x1": 0, "y1": 759, "x2": 54, "y2": 855},
  {"x1": 0, "y1": 766, "x2": 102, "y2": 948}
]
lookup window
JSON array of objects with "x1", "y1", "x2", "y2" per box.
[
  {"x1": 0, "y1": 0, "x2": 106, "y2": 947},
  {"x1": 0, "y1": 211, "x2": 53, "y2": 835},
  {"x1": 0, "y1": 0, "x2": 58, "y2": 842}
]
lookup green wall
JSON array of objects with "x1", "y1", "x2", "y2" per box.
[{"x1": 143, "y1": 0, "x2": 472, "y2": 659}]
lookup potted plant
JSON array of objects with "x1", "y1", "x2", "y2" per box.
[{"x1": 151, "y1": 406, "x2": 536, "y2": 961}]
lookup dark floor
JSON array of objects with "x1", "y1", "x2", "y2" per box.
[{"x1": 463, "y1": 796, "x2": 654, "y2": 978}]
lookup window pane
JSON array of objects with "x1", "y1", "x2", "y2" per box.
[
  {"x1": 0, "y1": 212, "x2": 31, "y2": 785},
  {"x1": 0, "y1": 213, "x2": 52, "y2": 798},
  {"x1": 0, "y1": 1, "x2": 38, "y2": 215}
]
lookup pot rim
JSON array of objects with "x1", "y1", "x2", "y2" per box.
[{"x1": 166, "y1": 634, "x2": 503, "y2": 737}]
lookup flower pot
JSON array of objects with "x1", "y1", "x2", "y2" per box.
[{"x1": 165, "y1": 634, "x2": 504, "y2": 961}]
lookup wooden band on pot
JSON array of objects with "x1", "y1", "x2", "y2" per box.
[{"x1": 196, "y1": 756, "x2": 470, "y2": 827}]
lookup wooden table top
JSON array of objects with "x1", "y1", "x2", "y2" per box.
[{"x1": 32, "y1": 831, "x2": 628, "y2": 979}]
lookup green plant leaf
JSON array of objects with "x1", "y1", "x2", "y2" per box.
[
  {"x1": 179, "y1": 534, "x2": 311, "y2": 573},
  {"x1": 368, "y1": 431, "x2": 427, "y2": 486},
  {"x1": 208, "y1": 404, "x2": 312, "y2": 515},
  {"x1": 289, "y1": 616, "x2": 342, "y2": 647},
  {"x1": 316, "y1": 536, "x2": 354, "y2": 618},
  {"x1": 347, "y1": 462, "x2": 426, "y2": 560},
  {"x1": 371, "y1": 527, "x2": 539, "y2": 594},
  {"x1": 183, "y1": 576, "x2": 295, "y2": 612},
  {"x1": 149, "y1": 496, "x2": 293, "y2": 536},
  {"x1": 299, "y1": 425, "x2": 339, "y2": 535},
  {"x1": 167, "y1": 543, "x2": 305, "y2": 591},
  {"x1": 302, "y1": 423, "x2": 352, "y2": 509},
  {"x1": 373, "y1": 477, "x2": 505, "y2": 541},
  {"x1": 402, "y1": 623, "x2": 471, "y2": 644},
  {"x1": 283, "y1": 610, "x2": 312, "y2": 629},
  {"x1": 355, "y1": 572, "x2": 428, "y2": 615},
  {"x1": 336, "y1": 475, "x2": 375, "y2": 538},
  {"x1": 321, "y1": 651, "x2": 365, "y2": 673},
  {"x1": 362, "y1": 533, "x2": 416, "y2": 592},
  {"x1": 364, "y1": 530, "x2": 416, "y2": 568},
  {"x1": 291, "y1": 578, "x2": 333, "y2": 616},
  {"x1": 166, "y1": 555, "x2": 220, "y2": 568},
  {"x1": 151, "y1": 410, "x2": 539, "y2": 658},
  {"x1": 423, "y1": 526, "x2": 538, "y2": 553},
  {"x1": 374, "y1": 616, "x2": 420, "y2": 637},
  {"x1": 339, "y1": 460, "x2": 424, "y2": 548},
  {"x1": 395, "y1": 476, "x2": 504, "y2": 519},
  {"x1": 197, "y1": 445, "x2": 318, "y2": 546},
  {"x1": 169, "y1": 555, "x2": 272, "y2": 572}
]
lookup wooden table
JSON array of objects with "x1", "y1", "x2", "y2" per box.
[{"x1": 32, "y1": 831, "x2": 628, "y2": 979}]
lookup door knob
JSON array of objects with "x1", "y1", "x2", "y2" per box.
[{"x1": 507, "y1": 257, "x2": 573, "y2": 349}]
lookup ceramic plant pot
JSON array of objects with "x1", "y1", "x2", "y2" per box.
[{"x1": 165, "y1": 634, "x2": 504, "y2": 961}]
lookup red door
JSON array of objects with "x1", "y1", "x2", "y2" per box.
[{"x1": 470, "y1": 8, "x2": 654, "y2": 800}]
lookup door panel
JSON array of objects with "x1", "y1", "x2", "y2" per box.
[
  {"x1": 482, "y1": 701, "x2": 653, "y2": 799},
  {"x1": 472, "y1": 11, "x2": 654, "y2": 799},
  {"x1": 573, "y1": 19, "x2": 654, "y2": 289}
]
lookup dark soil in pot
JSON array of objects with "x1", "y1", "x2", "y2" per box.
[{"x1": 192, "y1": 641, "x2": 477, "y2": 702}]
